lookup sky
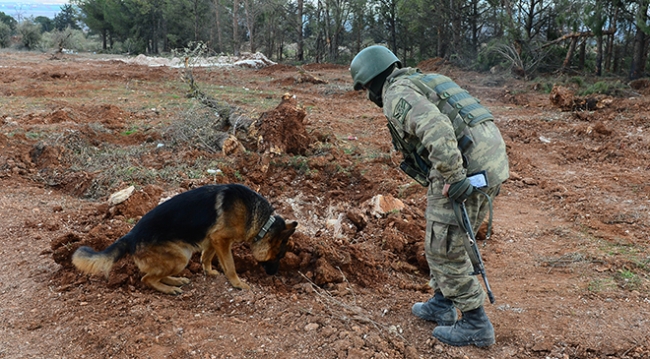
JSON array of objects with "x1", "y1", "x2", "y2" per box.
[{"x1": 0, "y1": 1, "x2": 69, "y2": 19}]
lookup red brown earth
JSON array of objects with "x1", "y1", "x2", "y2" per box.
[{"x1": 0, "y1": 51, "x2": 649, "y2": 359}]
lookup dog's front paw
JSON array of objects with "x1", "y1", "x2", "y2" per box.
[{"x1": 205, "y1": 269, "x2": 219, "y2": 276}]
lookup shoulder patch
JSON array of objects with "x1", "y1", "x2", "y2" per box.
[{"x1": 392, "y1": 98, "x2": 412, "y2": 124}]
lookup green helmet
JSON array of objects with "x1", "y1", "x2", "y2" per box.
[{"x1": 350, "y1": 45, "x2": 402, "y2": 91}]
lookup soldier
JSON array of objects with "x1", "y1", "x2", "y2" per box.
[{"x1": 350, "y1": 45, "x2": 509, "y2": 347}]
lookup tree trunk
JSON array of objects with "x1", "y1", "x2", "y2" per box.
[
  {"x1": 595, "y1": 34, "x2": 603, "y2": 76},
  {"x1": 297, "y1": 0, "x2": 303, "y2": 61},
  {"x1": 233, "y1": 0, "x2": 240, "y2": 56},
  {"x1": 451, "y1": 0, "x2": 462, "y2": 56},
  {"x1": 605, "y1": 32, "x2": 613, "y2": 72},
  {"x1": 630, "y1": 0, "x2": 649, "y2": 80},
  {"x1": 562, "y1": 37, "x2": 578, "y2": 71},
  {"x1": 244, "y1": 0, "x2": 255, "y2": 53},
  {"x1": 214, "y1": 0, "x2": 223, "y2": 53},
  {"x1": 437, "y1": 26, "x2": 443, "y2": 57},
  {"x1": 630, "y1": 29, "x2": 646, "y2": 80},
  {"x1": 194, "y1": 0, "x2": 199, "y2": 41},
  {"x1": 389, "y1": 2, "x2": 397, "y2": 53},
  {"x1": 470, "y1": 0, "x2": 479, "y2": 56},
  {"x1": 613, "y1": 44, "x2": 619, "y2": 74},
  {"x1": 578, "y1": 39, "x2": 586, "y2": 71},
  {"x1": 525, "y1": 0, "x2": 535, "y2": 39},
  {"x1": 604, "y1": 5, "x2": 618, "y2": 73},
  {"x1": 102, "y1": 28, "x2": 107, "y2": 50}
]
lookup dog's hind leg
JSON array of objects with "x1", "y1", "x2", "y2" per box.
[
  {"x1": 134, "y1": 242, "x2": 194, "y2": 295},
  {"x1": 141, "y1": 274, "x2": 184, "y2": 295},
  {"x1": 161, "y1": 276, "x2": 191, "y2": 286}
]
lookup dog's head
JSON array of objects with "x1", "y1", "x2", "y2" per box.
[{"x1": 252, "y1": 216, "x2": 298, "y2": 275}]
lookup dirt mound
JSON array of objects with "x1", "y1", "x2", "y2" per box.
[
  {"x1": 252, "y1": 93, "x2": 315, "y2": 155},
  {"x1": 256, "y1": 63, "x2": 297, "y2": 75},
  {"x1": 302, "y1": 63, "x2": 347, "y2": 71},
  {"x1": 416, "y1": 57, "x2": 446, "y2": 72},
  {"x1": 549, "y1": 85, "x2": 611, "y2": 111}
]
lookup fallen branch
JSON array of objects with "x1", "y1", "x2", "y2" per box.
[{"x1": 539, "y1": 29, "x2": 616, "y2": 49}]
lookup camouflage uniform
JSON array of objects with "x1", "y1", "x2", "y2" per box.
[{"x1": 382, "y1": 68, "x2": 509, "y2": 312}]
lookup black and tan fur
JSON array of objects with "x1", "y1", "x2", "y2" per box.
[{"x1": 72, "y1": 184, "x2": 298, "y2": 294}]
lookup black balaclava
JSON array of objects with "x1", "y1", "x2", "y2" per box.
[{"x1": 367, "y1": 64, "x2": 396, "y2": 108}]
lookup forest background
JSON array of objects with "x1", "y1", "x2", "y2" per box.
[{"x1": 2, "y1": 0, "x2": 650, "y2": 82}]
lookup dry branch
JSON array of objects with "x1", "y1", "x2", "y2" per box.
[{"x1": 539, "y1": 30, "x2": 616, "y2": 49}]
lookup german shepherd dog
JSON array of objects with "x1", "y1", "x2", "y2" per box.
[{"x1": 72, "y1": 184, "x2": 298, "y2": 294}]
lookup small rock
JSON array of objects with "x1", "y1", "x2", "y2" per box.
[
  {"x1": 346, "y1": 209, "x2": 367, "y2": 231},
  {"x1": 108, "y1": 186, "x2": 135, "y2": 206},
  {"x1": 366, "y1": 194, "x2": 405, "y2": 218},
  {"x1": 522, "y1": 177, "x2": 539, "y2": 186}
]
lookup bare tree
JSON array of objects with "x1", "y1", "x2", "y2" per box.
[
  {"x1": 376, "y1": 0, "x2": 398, "y2": 53},
  {"x1": 630, "y1": 0, "x2": 649, "y2": 80},
  {"x1": 297, "y1": 0, "x2": 304, "y2": 61},
  {"x1": 213, "y1": 0, "x2": 224, "y2": 52},
  {"x1": 233, "y1": 0, "x2": 240, "y2": 55}
]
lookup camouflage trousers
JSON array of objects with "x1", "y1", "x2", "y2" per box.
[{"x1": 424, "y1": 184, "x2": 501, "y2": 313}]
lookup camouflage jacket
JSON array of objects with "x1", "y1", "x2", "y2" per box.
[{"x1": 382, "y1": 67, "x2": 510, "y2": 191}]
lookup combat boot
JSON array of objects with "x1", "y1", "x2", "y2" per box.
[
  {"x1": 411, "y1": 291, "x2": 457, "y2": 326},
  {"x1": 432, "y1": 306, "x2": 495, "y2": 347}
]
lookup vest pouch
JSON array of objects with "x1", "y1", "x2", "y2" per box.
[{"x1": 400, "y1": 160, "x2": 430, "y2": 187}]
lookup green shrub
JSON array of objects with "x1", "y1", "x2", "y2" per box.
[
  {"x1": 568, "y1": 76, "x2": 584, "y2": 87},
  {"x1": 17, "y1": 20, "x2": 41, "y2": 49},
  {"x1": 0, "y1": 21, "x2": 10, "y2": 48},
  {"x1": 578, "y1": 80, "x2": 629, "y2": 97},
  {"x1": 40, "y1": 28, "x2": 102, "y2": 52}
]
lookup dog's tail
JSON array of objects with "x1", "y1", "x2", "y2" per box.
[{"x1": 72, "y1": 233, "x2": 133, "y2": 279}]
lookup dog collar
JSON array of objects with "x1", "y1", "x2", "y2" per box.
[{"x1": 254, "y1": 216, "x2": 276, "y2": 242}]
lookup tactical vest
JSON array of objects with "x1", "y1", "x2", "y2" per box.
[{"x1": 386, "y1": 71, "x2": 495, "y2": 186}]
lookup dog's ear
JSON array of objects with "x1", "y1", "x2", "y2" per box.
[{"x1": 283, "y1": 221, "x2": 298, "y2": 236}]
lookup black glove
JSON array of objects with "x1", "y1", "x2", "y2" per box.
[{"x1": 447, "y1": 178, "x2": 474, "y2": 203}]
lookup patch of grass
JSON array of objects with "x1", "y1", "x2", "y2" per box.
[
  {"x1": 568, "y1": 76, "x2": 584, "y2": 87},
  {"x1": 599, "y1": 240, "x2": 643, "y2": 259},
  {"x1": 334, "y1": 164, "x2": 351, "y2": 176},
  {"x1": 201, "y1": 83, "x2": 281, "y2": 110},
  {"x1": 533, "y1": 81, "x2": 554, "y2": 94},
  {"x1": 341, "y1": 142, "x2": 362, "y2": 157},
  {"x1": 26, "y1": 132, "x2": 41, "y2": 139},
  {"x1": 591, "y1": 240, "x2": 650, "y2": 292},
  {"x1": 164, "y1": 104, "x2": 230, "y2": 154},
  {"x1": 616, "y1": 269, "x2": 643, "y2": 291},
  {"x1": 365, "y1": 149, "x2": 391, "y2": 161},
  {"x1": 587, "y1": 277, "x2": 617, "y2": 293},
  {"x1": 122, "y1": 125, "x2": 138, "y2": 136},
  {"x1": 310, "y1": 141, "x2": 334, "y2": 156},
  {"x1": 540, "y1": 252, "x2": 590, "y2": 272},
  {"x1": 43, "y1": 129, "x2": 235, "y2": 198},
  {"x1": 577, "y1": 80, "x2": 629, "y2": 97},
  {"x1": 288, "y1": 155, "x2": 310, "y2": 174}
]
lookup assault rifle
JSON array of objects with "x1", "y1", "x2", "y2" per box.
[{"x1": 457, "y1": 201, "x2": 496, "y2": 304}]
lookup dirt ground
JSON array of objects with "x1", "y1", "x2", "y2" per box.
[{"x1": 0, "y1": 50, "x2": 649, "y2": 359}]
